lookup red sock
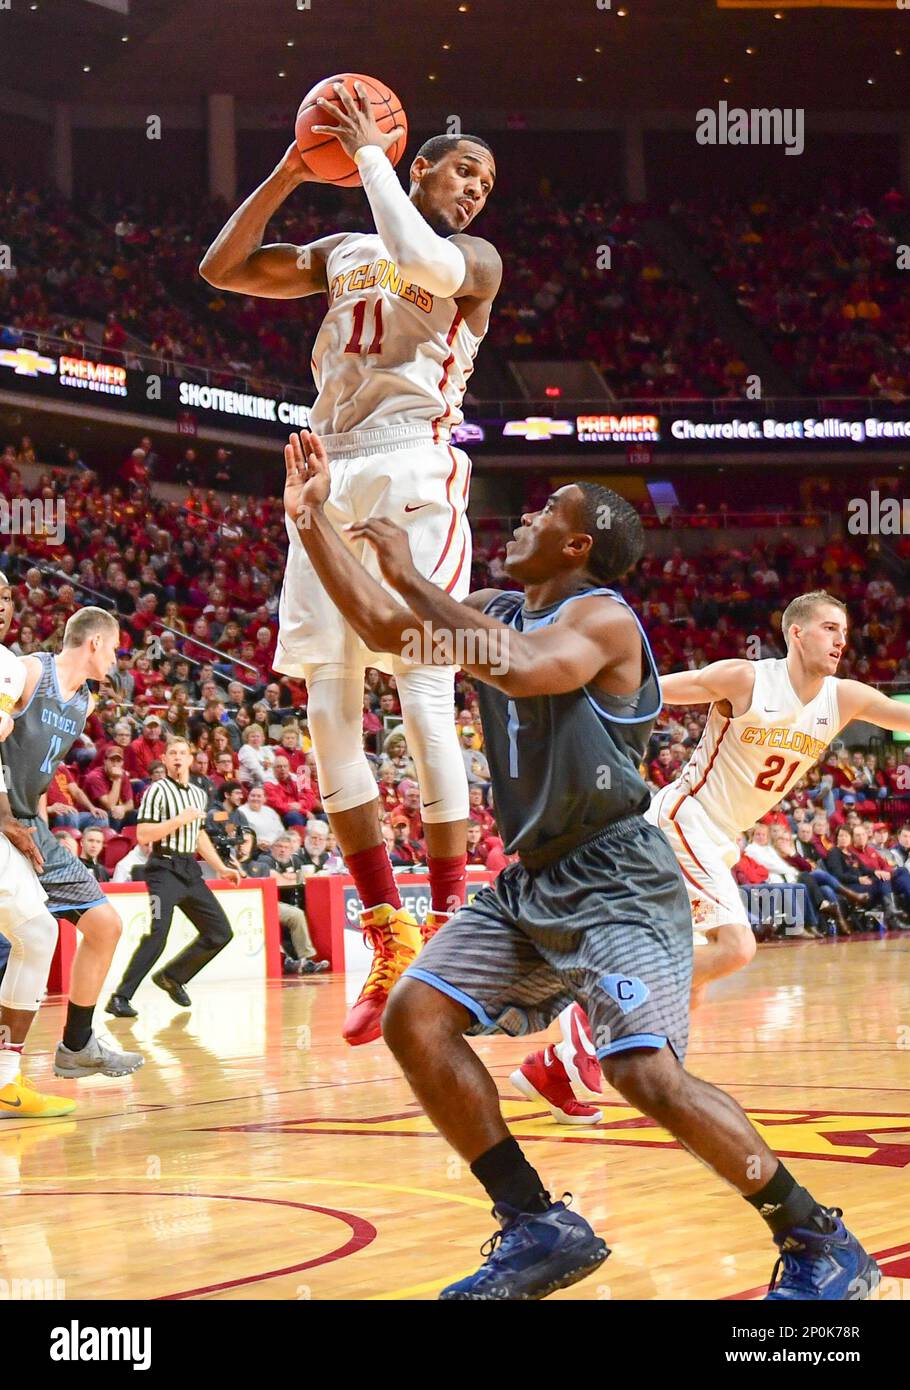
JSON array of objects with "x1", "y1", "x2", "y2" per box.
[
  {"x1": 427, "y1": 853, "x2": 467, "y2": 915},
  {"x1": 347, "y1": 843, "x2": 401, "y2": 913}
]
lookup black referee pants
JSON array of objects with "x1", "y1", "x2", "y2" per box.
[{"x1": 116, "y1": 854, "x2": 233, "y2": 999}]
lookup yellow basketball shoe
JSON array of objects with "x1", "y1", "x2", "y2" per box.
[
  {"x1": 420, "y1": 909, "x2": 453, "y2": 946},
  {"x1": 342, "y1": 904, "x2": 419, "y2": 1046},
  {"x1": 0, "y1": 1074, "x2": 77, "y2": 1119}
]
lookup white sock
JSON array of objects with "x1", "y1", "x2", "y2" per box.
[{"x1": 0, "y1": 1044, "x2": 24, "y2": 1088}]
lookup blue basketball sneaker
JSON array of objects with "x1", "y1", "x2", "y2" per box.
[
  {"x1": 766, "y1": 1207, "x2": 881, "y2": 1300},
  {"x1": 439, "y1": 1198, "x2": 609, "y2": 1301}
]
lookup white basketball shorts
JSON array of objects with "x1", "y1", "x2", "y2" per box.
[
  {"x1": 0, "y1": 832, "x2": 49, "y2": 934},
  {"x1": 275, "y1": 425, "x2": 472, "y2": 676},
  {"x1": 645, "y1": 783, "x2": 749, "y2": 932}
]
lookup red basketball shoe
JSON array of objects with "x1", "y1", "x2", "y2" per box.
[
  {"x1": 555, "y1": 1004, "x2": 604, "y2": 1102},
  {"x1": 510, "y1": 1047, "x2": 602, "y2": 1125}
]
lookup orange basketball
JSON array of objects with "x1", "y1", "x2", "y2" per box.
[{"x1": 294, "y1": 72, "x2": 408, "y2": 188}]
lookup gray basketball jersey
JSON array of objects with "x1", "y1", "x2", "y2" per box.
[
  {"x1": 477, "y1": 587, "x2": 661, "y2": 868},
  {"x1": 4, "y1": 651, "x2": 91, "y2": 818}
]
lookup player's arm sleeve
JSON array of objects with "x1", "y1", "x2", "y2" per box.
[
  {"x1": 0, "y1": 644, "x2": 27, "y2": 717},
  {"x1": 353, "y1": 145, "x2": 466, "y2": 297}
]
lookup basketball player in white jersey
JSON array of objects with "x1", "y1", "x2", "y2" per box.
[
  {"x1": 0, "y1": 577, "x2": 75, "y2": 1119},
  {"x1": 514, "y1": 589, "x2": 910, "y2": 1122},
  {"x1": 201, "y1": 84, "x2": 501, "y2": 1044}
]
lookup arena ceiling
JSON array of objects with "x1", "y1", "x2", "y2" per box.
[{"x1": 2, "y1": 0, "x2": 909, "y2": 117}]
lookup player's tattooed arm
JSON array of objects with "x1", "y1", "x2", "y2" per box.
[
  {"x1": 837, "y1": 679, "x2": 910, "y2": 734},
  {"x1": 660, "y1": 659, "x2": 756, "y2": 713},
  {"x1": 450, "y1": 235, "x2": 503, "y2": 305}
]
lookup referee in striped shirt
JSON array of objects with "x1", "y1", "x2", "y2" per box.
[{"x1": 106, "y1": 737, "x2": 241, "y2": 1017}]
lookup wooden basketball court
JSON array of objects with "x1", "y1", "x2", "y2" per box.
[{"x1": 2, "y1": 937, "x2": 909, "y2": 1301}]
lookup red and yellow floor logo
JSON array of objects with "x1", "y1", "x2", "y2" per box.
[{"x1": 206, "y1": 1098, "x2": 910, "y2": 1167}]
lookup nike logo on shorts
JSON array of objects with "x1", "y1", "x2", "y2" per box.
[{"x1": 404, "y1": 503, "x2": 432, "y2": 513}]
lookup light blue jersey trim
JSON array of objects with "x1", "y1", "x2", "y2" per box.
[
  {"x1": 485, "y1": 585, "x2": 662, "y2": 724},
  {"x1": 48, "y1": 897, "x2": 108, "y2": 916},
  {"x1": 14, "y1": 652, "x2": 86, "y2": 721},
  {"x1": 405, "y1": 967, "x2": 498, "y2": 1029},
  {"x1": 584, "y1": 589, "x2": 663, "y2": 725},
  {"x1": 13, "y1": 658, "x2": 45, "y2": 721},
  {"x1": 49, "y1": 654, "x2": 88, "y2": 710},
  {"x1": 596, "y1": 1032, "x2": 667, "y2": 1059},
  {"x1": 516, "y1": 586, "x2": 614, "y2": 633}
]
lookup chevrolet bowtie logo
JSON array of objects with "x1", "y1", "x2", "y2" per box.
[
  {"x1": 0, "y1": 347, "x2": 58, "y2": 378},
  {"x1": 502, "y1": 416, "x2": 575, "y2": 442}
]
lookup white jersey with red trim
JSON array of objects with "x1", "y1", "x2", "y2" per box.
[
  {"x1": 309, "y1": 232, "x2": 483, "y2": 439},
  {"x1": 0, "y1": 641, "x2": 27, "y2": 716},
  {"x1": 667, "y1": 658, "x2": 842, "y2": 839}
]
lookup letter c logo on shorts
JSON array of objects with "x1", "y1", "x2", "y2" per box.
[{"x1": 598, "y1": 974, "x2": 650, "y2": 1014}]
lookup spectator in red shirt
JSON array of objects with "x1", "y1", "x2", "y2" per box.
[
  {"x1": 648, "y1": 745, "x2": 680, "y2": 789},
  {"x1": 390, "y1": 779, "x2": 424, "y2": 843},
  {"x1": 362, "y1": 694, "x2": 383, "y2": 741},
  {"x1": 45, "y1": 765, "x2": 108, "y2": 831},
  {"x1": 810, "y1": 812, "x2": 834, "y2": 859},
  {"x1": 252, "y1": 627, "x2": 275, "y2": 679},
  {"x1": 466, "y1": 821, "x2": 489, "y2": 866},
  {"x1": 82, "y1": 746, "x2": 136, "y2": 829},
  {"x1": 89, "y1": 719, "x2": 133, "y2": 771},
  {"x1": 388, "y1": 814, "x2": 424, "y2": 866},
  {"x1": 377, "y1": 761, "x2": 401, "y2": 814},
  {"x1": 851, "y1": 824, "x2": 909, "y2": 920},
  {"x1": 274, "y1": 723, "x2": 308, "y2": 772},
  {"x1": 464, "y1": 821, "x2": 510, "y2": 874},
  {"x1": 209, "y1": 749, "x2": 239, "y2": 796},
  {"x1": 124, "y1": 714, "x2": 166, "y2": 781},
  {"x1": 264, "y1": 755, "x2": 320, "y2": 827},
  {"x1": 732, "y1": 836, "x2": 769, "y2": 886},
  {"x1": 378, "y1": 690, "x2": 401, "y2": 720},
  {"x1": 118, "y1": 447, "x2": 150, "y2": 490},
  {"x1": 468, "y1": 784, "x2": 496, "y2": 835}
]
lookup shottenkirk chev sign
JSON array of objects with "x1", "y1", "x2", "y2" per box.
[{"x1": 4, "y1": 344, "x2": 910, "y2": 455}]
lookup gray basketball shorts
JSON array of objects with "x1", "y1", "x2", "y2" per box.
[
  {"x1": 405, "y1": 813, "x2": 694, "y2": 1062},
  {"x1": 23, "y1": 816, "x2": 109, "y2": 919}
]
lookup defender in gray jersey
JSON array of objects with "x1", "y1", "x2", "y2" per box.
[
  {"x1": 284, "y1": 427, "x2": 878, "y2": 1303},
  {"x1": 6, "y1": 609, "x2": 143, "y2": 1079}
]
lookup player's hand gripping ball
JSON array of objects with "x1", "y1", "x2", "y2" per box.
[{"x1": 295, "y1": 73, "x2": 407, "y2": 187}]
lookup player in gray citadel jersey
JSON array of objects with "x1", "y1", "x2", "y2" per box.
[
  {"x1": 282, "y1": 427, "x2": 879, "y2": 1302},
  {"x1": 4, "y1": 607, "x2": 143, "y2": 1079}
]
